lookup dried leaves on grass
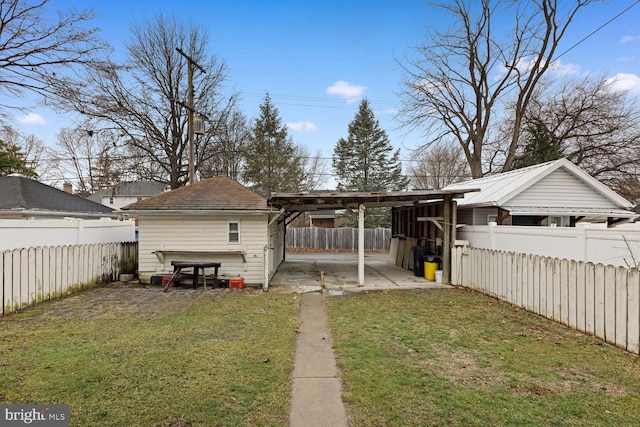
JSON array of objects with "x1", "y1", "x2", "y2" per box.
[
  {"x1": 0, "y1": 289, "x2": 299, "y2": 426},
  {"x1": 326, "y1": 289, "x2": 640, "y2": 427}
]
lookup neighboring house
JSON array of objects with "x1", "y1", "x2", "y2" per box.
[
  {"x1": 0, "y1": 175, "x2": 134, "y2": 250},
  {"x1": 121, "y1": 176, "x2": 285, "y2": 290},
  {"x1": 87, "y1": 181, "x2": 168, "y2": 210},
  {"x1": 0, "y1": 174, "x2": 117, "y2": 219},
  {"x1": 308, "y1": 210, "x2": 336, "y2": 228},
  {"x1": 443, "y1": 158, "x2": 637, "y2": 227},
  {"x1": 634, "y1": 203, "x2": 640, "y2": 222}
]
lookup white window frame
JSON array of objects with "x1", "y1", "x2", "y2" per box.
[{"x1": 228, "y1": 221, "x2": 240, "y2": 244}]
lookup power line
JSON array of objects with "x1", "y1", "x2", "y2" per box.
[{"x1": 554, "y1": 0, "x2": 640, "y2": 61}]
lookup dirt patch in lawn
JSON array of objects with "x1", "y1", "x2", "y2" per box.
[{"x1": 9, "y1": 282, "x2": 261, "y2": 320}]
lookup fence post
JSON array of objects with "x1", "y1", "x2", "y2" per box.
[{"x1": 628, "y1": 269, "x2": 640, "y2": 354}]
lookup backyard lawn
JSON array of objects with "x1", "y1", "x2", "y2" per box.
[
  {"x1": 326, "y1": 288, "x2": 640, "y2": 426},
  {"x1": 1, "y1": 285, "x2": 639, "y2": 426},
  {"x1": 0, "y1": 287, "x2": 299, "y2": 426}
]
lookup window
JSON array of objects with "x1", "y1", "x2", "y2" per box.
[
  {"x1": 228, "y1": 221, "x2": 240, "y2": 243},
  {"x1": 487, "y1": 214, "x2": 497, "y2": 224}
]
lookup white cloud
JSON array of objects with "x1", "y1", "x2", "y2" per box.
[
  {"x1": 548, "y1": 59, "x2": 581, "y2": 77},
  {"x1": 15, "y1": 113, "x2": 46, "y2": 125},
  {"x1": 286, "y1": 121, "x2": 317, "y2": 132},
  {"x1": 606, "y1": 73, "x2": 640, "y2": 94},
  {"x1": 495, "y1": 57, "x2": 580, "y2": 80},
  {"x1": 621, "y1": 34, "x2": 639, "y2": 43},
  {"x1": 618, "y1": 56, "x2": 635, "y2": 63},
  {"x1": 326, "y1": 80, "x2": 366, "y2": 103}
]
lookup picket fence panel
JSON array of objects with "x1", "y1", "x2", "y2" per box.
[
  {"x1": 1, "y1": 242, "x2": 137, "y2": 316},
  {"x1": 286, "y1": 227, "x2": 391, "y2": 251},
  {"x1": 452, "y1": 246, "x2": 640, "y2": 355}
]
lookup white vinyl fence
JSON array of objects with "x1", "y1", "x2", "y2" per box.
[
  {"x1": 457, "y1": 222, "x2": 640, "y2": 268},
  {"x1": 0, "y1": 218, "x2": 136, "y2": 251},
  {"x1": 286, "y1": 227, "x2": 391, "y2": 251},
  {"x1": 2, "y1": 242, "x2": 138, "y2": 316},
  {"x1": 451, "y1": 246, "x2": 640, "y2": 355}
]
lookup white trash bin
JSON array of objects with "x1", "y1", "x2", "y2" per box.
[{"x1": 435, "y1": 270, "x2": 443, "y2": 283}]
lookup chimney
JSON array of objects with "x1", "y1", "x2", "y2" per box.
[{"x1": 63, "y1": 182, "x2": 73, "y2": 194}]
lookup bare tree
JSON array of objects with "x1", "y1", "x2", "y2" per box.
[
  {"x1": 48, "y1": 127, "x2": 124, "y2": 196},
  {"x1": 408, "y1": 144, "x2": 470, "y2": 190},
  {"x1": 51, "y1": 13, "x2": 235, "y2": 189},
  {"x1": 399, "y1": 0, "x2": 593, "y2": 178},
  {"x1": 0, "y1": 0, "x2": 107, "y2": 117},
  {"x1": 199, "y1": 109, "x2": 250, "y2": 182},
  {"x1": 297, "y1": 145, "x2": 329, "y2": 191},
  {"x1": 514, "y1": 75, "x2": 640, "y2": 199}
]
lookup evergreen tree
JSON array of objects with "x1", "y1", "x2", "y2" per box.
[
  {"x1": 0, "y1": 140, "x2": 37, "y2": 178},
  {"x1": 333, "y1": 98, "x2": 409, "y2": 227},
  {"x1": 243, "y1": 93, "x2": 305, "y2": 196},
  {"x1": 513, "y1": 118, "x2": 564, "y2": 169}
]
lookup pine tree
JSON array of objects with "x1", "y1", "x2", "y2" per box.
[
  {"x1": 332, "y1": 98, "x2": 409, "y2": 227},
  {"x1": 243, "y1": 93, "x2": 305, "y2": 196},
  {"x1": 0, "y1": 140, "x2": 37, "y2": 178},
  {"x1": 333, "y1": 99, "x2": 408, "y2": 192},
  {"x1": 513, "y1": 118, "x2": 564, "y2": 169}
]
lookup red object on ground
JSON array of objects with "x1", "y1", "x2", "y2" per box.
[{"x1": 229, "y1": 278, "x2": 244, "y2": 289}]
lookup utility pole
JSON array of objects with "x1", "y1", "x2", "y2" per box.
[{"x1": 176, "y1": 47, "x2": 206, "y2": 185}]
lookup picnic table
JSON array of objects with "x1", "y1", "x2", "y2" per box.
[{"x1": 163, "y1": 261, "x2": 221, "y2": 292}]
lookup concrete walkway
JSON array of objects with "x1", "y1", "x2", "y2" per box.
[{"x1": 289, "y1": 292, "x2": 349, "y2": 427}]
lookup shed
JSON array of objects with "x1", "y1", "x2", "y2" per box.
[
  {"x1": 442, "y1": 159, "x2": 637, "y2": 227},
  {"x1": 308, "y1": 210, "x2": 336, "y2": 228},
  {"x1": 122, "y1": 176, "x2": 285, "y2": 290}
]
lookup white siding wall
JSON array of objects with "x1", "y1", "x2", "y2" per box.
[
  {"x1": 472, "y1": 207, "x2": 498, "y2": 225},
  {"x1": 138, "y1": 214, "x2": 270, "y2": 285},
  {"x1": 509, "y1": 168, "x2": 614, "y2": 208},
  {"x1": 456, "y1": 208, "x2": 474, "y2": 225},
  {"x1": 101, "y1": 195, "x2": 145, "y2": 210}
]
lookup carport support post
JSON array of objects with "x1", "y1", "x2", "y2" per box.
[
  {"x1": 442, "y1": 195, "x2": 452, "y2": 284},
  {"x1": 358, "y1": 203, "x2": 365, "y2": 286}
]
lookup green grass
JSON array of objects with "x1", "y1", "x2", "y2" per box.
[
  {"x1": 3, "y1": 286, "x2": 640, "y2": 426},
  {"x1": 326, "y1": 288, "x2": 640, "y2": 427},
  {"x1": 0, "y1": 290, "x2": 299, "y2": 426}
]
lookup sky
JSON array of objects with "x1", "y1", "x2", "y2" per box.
[{"x1": 8, "y1": 0, "x2": 640, "y2": 188}]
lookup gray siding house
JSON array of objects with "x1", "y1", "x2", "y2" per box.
[{"x1": 122, "y1": 176, "x2": 285, "y2": 290}]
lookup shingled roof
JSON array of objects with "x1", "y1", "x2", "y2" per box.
[
  {"x1": 121, "y1": 176, "x2": 269, "y2": 211},
  {"x1": 0, "y1": 175, "x2": 114, "y2": 216}
]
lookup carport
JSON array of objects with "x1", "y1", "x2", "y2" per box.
[{"x1": 268, "y1": 188, "x2": 477, "y2": 285}]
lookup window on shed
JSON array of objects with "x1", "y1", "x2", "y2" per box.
[{"x1": 228, "y1": 221, "x2": 240, "y2": 243}]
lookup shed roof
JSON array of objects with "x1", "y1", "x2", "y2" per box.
[
  {"x1": 121, "y1": 176, "x2": 269, "y2": 211},
  {"x1": 443, "y1": 158, "x2": 633, "y2": 216},
  {"x1": 0, "y1": 175, "x2": 114, "y2": 216}
]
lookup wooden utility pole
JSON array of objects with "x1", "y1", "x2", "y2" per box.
[{"x1": 176, "y1": 47, "x2": 206, "y2": 185}]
